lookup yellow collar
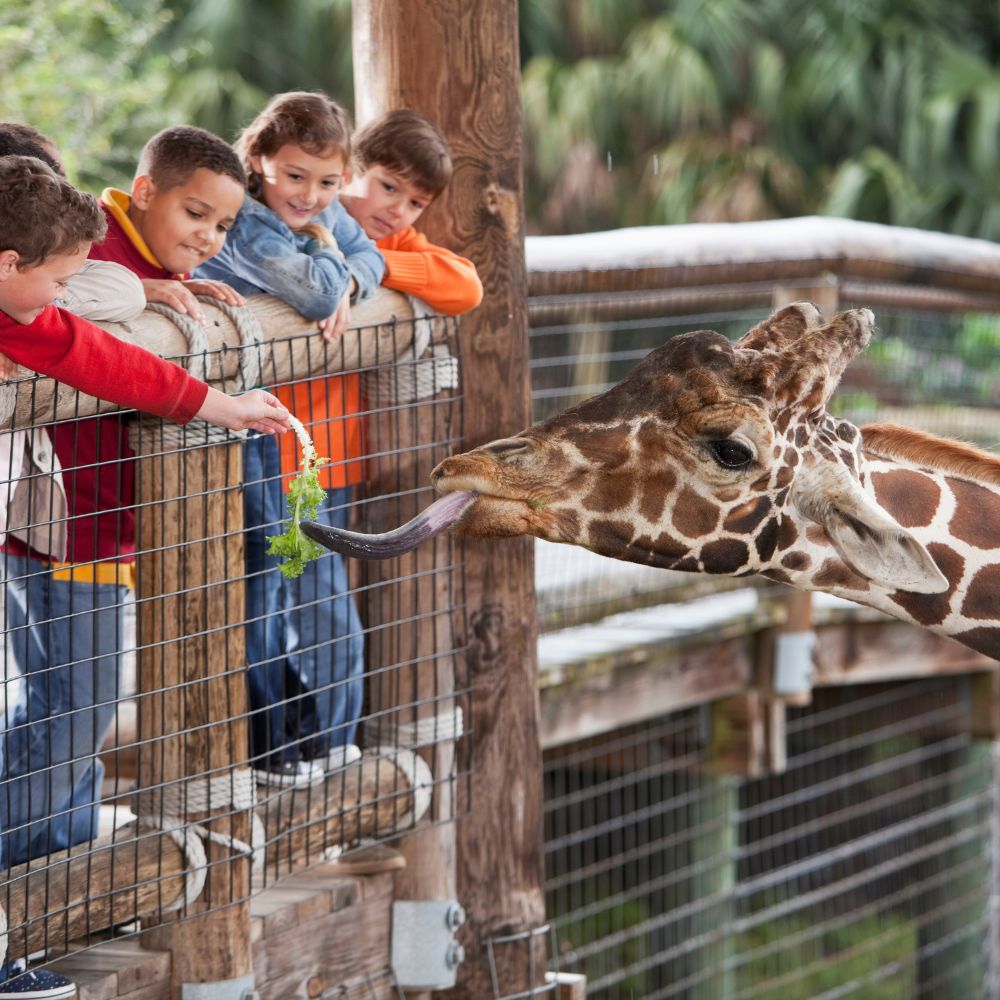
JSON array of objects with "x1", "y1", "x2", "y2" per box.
[{"x1": 100, "y1": 188, "x2": 164, "y2": 271}]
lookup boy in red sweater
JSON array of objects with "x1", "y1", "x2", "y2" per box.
[{"x1": 0, "y1": 153, "x2": 286, "y2": 997}]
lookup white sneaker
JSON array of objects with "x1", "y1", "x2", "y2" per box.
[
  {"x1": 253, "y1": 760, "x2": 326, "y2": 788},
  {"x1": 0, "y1": 969, "x2": 77, "y2": 998},
  {"x1": 323, "y1": 744, "x2": 362, "y2": 772}
]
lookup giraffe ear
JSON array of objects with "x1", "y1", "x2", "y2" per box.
[{"x1": 793, "y1": 465, "x2": 949, "y2": 594}]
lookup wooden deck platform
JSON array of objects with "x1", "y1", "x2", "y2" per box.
[{"x1": 47, "y1": 865, "x2": 399, "y2": 999}]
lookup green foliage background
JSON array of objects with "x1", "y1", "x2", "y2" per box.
[{"x1": 6, "y1": 0, "x2": 1000, "y2": 237}]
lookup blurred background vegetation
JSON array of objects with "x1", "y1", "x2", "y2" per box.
[{"x1": 5, "y1": 0, "x2": 1000, "y2": 237}]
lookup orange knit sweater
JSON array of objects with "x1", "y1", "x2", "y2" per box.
[{"x1": 276, "y1": 227, "x2": 482, "y2": 488}]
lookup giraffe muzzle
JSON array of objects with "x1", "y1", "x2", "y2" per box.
[{"x1": 300, "y1": 490, "x2": 480, "y2": 559}]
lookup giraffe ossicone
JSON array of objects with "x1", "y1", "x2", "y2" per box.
[{"x1": 302, "y1": 302, "x2": 1000, "y2": 658}]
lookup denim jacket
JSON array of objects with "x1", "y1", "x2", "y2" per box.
[{"x1": 195, "y1": 195, "x2": 386, "y2": 321}]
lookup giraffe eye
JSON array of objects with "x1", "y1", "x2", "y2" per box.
[{"x1": 707, "y1": 439, "x2": 754, "y2": 470}]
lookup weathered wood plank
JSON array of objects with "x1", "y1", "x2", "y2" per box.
[
  {"x1": 254, "y1": 872, "x2": 394, "y2": 1000},
  {"x1": 134, "y1": 437, "x2": 253, "y2": 989},
  {"x1": 541, "y1": 632, "x2": 753, "y2": 750}
]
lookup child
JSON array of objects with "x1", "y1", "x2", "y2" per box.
[
  {"x1": 0, "y1": 124, "x2": 146, "y2": 324},
  {"x1": 194, "y1": 91, "x2": 385, "y2": 786},
  {"x1": 317, "y1": 109, "x2": 482, "y2": 874},
  {"x1": 0, "y1": 153, "x2": 287, "y2": 1000},
  {"x1": 0, "y1": 127, "x2": 277, "y2": 874},
  {"x1": 340, "y1": 109, "x2": 483, "y2": 315}
]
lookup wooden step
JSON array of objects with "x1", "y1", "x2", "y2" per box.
[{"x1": 41, "y1": 863, "x2": 400, "y2": 999}]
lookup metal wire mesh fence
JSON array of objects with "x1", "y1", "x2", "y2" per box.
[
  {"x1": 544, "y1": 678, "x2": 997, "y2": 999},
  {"x1": 0, "y1": 305, "x2": 469, "y2": 975},
  {"x1": 526, "y1": 222, "x2": 1000, "y2": 998}
]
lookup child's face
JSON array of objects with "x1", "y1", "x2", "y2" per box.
[
  {"x1": 0, "y1": 243, "x2": 90, "y2": 324},
  {"x1": 249, "y1": 144, "x2": 347, "y2": 231},
  {"x1": 341, "y1": 165, "x2": 432, "y2": 241},
  {"x1": 130, "y1": 167, "x2": 244, "y2": 275}
]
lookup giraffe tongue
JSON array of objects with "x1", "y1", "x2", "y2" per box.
[{"x1": 300, "y1": 491, "x2": 479, "y2": 559}]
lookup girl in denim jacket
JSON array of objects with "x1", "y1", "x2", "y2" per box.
[{"x1": 197, "y1": 91, "x2": 385, "y2": 786}]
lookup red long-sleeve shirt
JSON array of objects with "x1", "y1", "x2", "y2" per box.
[
  {"x1": 0, "y1": 304, "x2": 206, "y2": 565},
  {"x1": 14, "y1": 190, "x2": 193, "y2": 566}
]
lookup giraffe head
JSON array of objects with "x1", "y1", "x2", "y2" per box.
[
  {"x1": 428, "y1": 302, "x2": 946, "y2": 593},
  {"x1": 303, "y1": 302, "x2": 946, "y2": 595}
]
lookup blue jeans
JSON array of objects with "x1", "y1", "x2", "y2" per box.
[
  {"x1": 243, "y1": 434, "x2": 364, "y2": 769},
  {"x1": 1, "y1": 554, "x2": 128, "y2": 867},
  {"x1": 282, "y1": 499, "x2": 364, "y2": 758}
]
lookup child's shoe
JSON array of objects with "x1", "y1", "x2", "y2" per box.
[
  {"x1": 323, "y1": 744, "x2": 362, "y2": 773},
  {"x1": 253, "y1": 760, "x2": 325, "y2": 788},
  {"x1": 0, "y1": 969, "x2": 77, "y2": 998}
]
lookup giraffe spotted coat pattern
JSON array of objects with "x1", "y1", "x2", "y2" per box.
[{"x1": 428, "y1": 303, "x2": 1000, "y2": 659}]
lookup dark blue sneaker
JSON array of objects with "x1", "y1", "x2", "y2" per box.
[{"x1": 0, "y1": 969, "x2": 76, "y2": 998}]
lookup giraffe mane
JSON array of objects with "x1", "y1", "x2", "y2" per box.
[{"x1": 861, "y1": 422, "x2": 1000, "y2": 487}]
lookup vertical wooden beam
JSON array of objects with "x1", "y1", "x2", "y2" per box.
[
  {"x1": 135, "y1": 429, "x2": 253, "y2": 996},
  {"x1": 358, "y1": 339, "x2": 462, "y2": 991},
  {"x1": 352, "y1": 4, "x2": 546, "y2": 998}
]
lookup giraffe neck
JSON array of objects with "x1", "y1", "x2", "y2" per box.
[{"x1": 783, "y1": 435, "x2": 1000, "y2": 659}]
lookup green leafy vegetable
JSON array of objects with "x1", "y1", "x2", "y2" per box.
[{"x1": 266, "y1": 416, "x2": 329, "y2": 579}]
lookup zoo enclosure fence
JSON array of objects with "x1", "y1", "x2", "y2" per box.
[
  {"x1": 0, "y1": 292, "x2": 470, "y2": 990},
  {"x1": 4, "y1": 218, "x2": 1000, "y2": 998},
  {"x1": 526, "y1": 217, "x2": 1000, "y2": 999}
]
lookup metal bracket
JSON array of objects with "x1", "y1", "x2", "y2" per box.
[
  {"x1": 391, "y1": 899, "x2": 466, "y2": 989},
  {"x1": 180, "y1": 973, "x2": 257, "y2": 1000},
  {"x1": 773, "y1": 629, "x2": 817, "y2": 695}
]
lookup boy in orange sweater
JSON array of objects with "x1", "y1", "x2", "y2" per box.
[{"x1": 339, "y1": 109, "x2": 482, "y2": 314}]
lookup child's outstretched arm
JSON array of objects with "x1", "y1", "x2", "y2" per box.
[
  {"x1": 196, "y1": 387, "x2": 290, "y2": 435},
  {"x1": 0, "y1": 306, "x2": 289, "y2": 433}
]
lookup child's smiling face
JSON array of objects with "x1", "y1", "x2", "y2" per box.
[
  {"x1": 250, "y1": 144, "x2": 347, "y2": 231},
  {"x1": 130, "y1": 167, "x2": 245, "y2": 275},
  {"x1": 0, "y1": 242, "x2": 90, "y2": 324}
]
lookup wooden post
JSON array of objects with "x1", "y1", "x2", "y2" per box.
[
  {"x1": 133, "y1": 426, "x2": 254, "y2": 996},
  {"x1": 352, "y1": 3, "x2": 546, "y2": 998},
  {"x1": 356, "y1": 318, "x2": 462, "y2": 989}
]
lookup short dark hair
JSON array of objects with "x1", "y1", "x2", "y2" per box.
[
  {"x1": 0, "y1": 121, "x2": 63, "y2": 174},
  {"x1": 237, "y1": 91, "x2": 351, "y2": 201},
  {"x1": 0, "y1": 156, "x2": 107, "y2": 267},
  {"x1": 353, "y1": 110, "x2": 453, "y2": 198},
  {"x1": 136, "y1": 125, "x2": 246, "y2": 191},
  {"x1": 0, "y1": 130, "x2": 62, "y2": 174}
]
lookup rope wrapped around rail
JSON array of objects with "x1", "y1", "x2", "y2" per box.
[{"x1": 135, "y1": 769, "x2": 264, "y2": 913}]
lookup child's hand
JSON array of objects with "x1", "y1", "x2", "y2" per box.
[
  {"x1": 184, "y1": 278, "x2": 245, "y2": 308},
  {"x1": 317, "y1": 286, "x2": 352, "y2": 341},
  {"x1": 0, "y1": 351, "x2": 19, "y2": 381},
  {"x1": 196, "y1": 388, "x2": 291, "y2": 435},
  {"x1": 142, "y1": 279, "x2": 211, "y2": 323}
]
